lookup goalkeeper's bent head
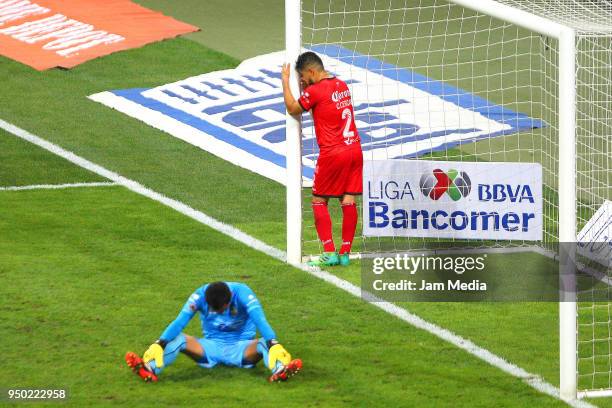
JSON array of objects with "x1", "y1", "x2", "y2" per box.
[{"x1": 205, "y1": 281, "x2": 231, "y2": 312}]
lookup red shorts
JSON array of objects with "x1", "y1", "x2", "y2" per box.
[{"x1": 312, "y1": 145, "x2": 363, "y2": 197}]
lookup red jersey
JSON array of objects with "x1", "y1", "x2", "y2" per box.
[{"x1": 298, "y1": 77, "x2": 360, "y2": 156}]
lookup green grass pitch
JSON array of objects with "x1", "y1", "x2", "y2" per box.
[
  {"x1": 1, "y1": 134, "x2": 566, "y2": 407},
  {"x1": 0, "y1": 1, "x2": 609, "y2": 406}
]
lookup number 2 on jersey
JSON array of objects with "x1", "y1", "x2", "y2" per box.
[{"x1": 341, "y1": 108, "x2": 355, "y2": 144}]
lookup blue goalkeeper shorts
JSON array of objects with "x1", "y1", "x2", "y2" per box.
[{"x1": 196, "y1": 338, "x2": 256, "y2": 368}]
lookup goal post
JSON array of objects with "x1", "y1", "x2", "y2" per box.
[
  {"x1": 557, "y1": 26, "x2": 577, "y2": 402},
  {"x1": 286, "y1": 0, "x2": 612, "y2": 400},
  {"x1": 285, "y1": 0, "x2": 303, "y2": 266}
]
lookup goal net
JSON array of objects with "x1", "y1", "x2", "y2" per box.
[{"x1": 288, "y1": 0, "x2": 612, "y2": 399}]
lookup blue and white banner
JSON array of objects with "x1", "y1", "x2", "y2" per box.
[
  {"x1": 364, "y1": 160, "x2": 543, "y2": 240},
  {"x1": 89, "y1": 45, "x2": 543, "y2": 186}
]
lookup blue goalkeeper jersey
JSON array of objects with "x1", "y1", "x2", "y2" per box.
[{"x1": 159, "y1": 282, "x2": 277, "y2": 344}]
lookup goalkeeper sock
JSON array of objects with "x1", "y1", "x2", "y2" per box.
[
  {"x1": 256, "y1": 338, "x2": 272, "y2": 371},
  {"x1": 340, "y1": 202, "x2": 357, "y2": 254},
  {"x1": 256, "y1": 339, "x2": 288, "y2": 374},
  {"x1": 312, "y1": 202, "x2": 335, "y2": 252},
  {"x1": 147, "y1": 334, "x2": 186, "y2": 375}
]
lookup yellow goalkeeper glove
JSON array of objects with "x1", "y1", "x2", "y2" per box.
[
  {"x1": 267, "y1": 342, "x2": 291, "y2": 371},
  {"x1": 143, "y1": 342, "x2": 164, "y2": 368}
]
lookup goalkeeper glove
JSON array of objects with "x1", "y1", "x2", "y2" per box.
[
  {"x1": 143, "y1": 340, "x2": 166, "y2": 368},
  {"x1": 267, "y1": 340, "x2": 291, "y2": 372}
]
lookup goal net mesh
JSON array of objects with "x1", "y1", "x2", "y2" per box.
[{"x1": 300, "y1": 0, "x2": 612, "y2": 393}]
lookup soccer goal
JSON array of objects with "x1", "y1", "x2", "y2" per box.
[{"x1": 285, "y1": 0, "x2": 611, "y2": 400}]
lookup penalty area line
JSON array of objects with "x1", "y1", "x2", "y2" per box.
[
  {"x1": 0, "y1": 117, "x2": 594, "y2": 408},
  {"x1": 0, "y1": 182, "x2": 118, "y2": 191}
]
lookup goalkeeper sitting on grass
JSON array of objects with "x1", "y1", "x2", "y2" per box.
[{"x1": 125, "y1": 281, "x2": 302, "y2": 383}]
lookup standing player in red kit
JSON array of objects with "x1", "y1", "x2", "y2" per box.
[{"x1": 281, "y1": 51, "x2": 362, "y2": 267}]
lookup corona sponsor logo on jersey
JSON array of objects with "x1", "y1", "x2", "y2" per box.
[
  {"x1": 364, "y1": 160, "x2": 543, "y2": 240},
  {"x1": 89, "y1": 45, "x2": 544, "y2": 187},
  {"x1": 331, "y1": 89, "x2": 351, "y2": 102}
]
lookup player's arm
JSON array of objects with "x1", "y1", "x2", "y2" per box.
[
  {"x1": 239, "y1": 285, "x2": 277, "y2": 341},
  {"x1": 142, "y1": 291, "x2": 199, "y2": 367},
  {"x1": 281, "y1": 63, "x2": 304, "y2": 115},
  {"x1": 238, "y1": 285, "x2": 294, "y2": 370}
]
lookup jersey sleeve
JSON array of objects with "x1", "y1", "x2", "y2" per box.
[
  {"x1": 236, "y1": 284, "x2": 277, "y2": 341},
  {"x1": 159, "y1": 290, "x2": 202, "y2": 342},
  {"x1": 298, "y1": 84, "x2": 319, "y2": 111}
]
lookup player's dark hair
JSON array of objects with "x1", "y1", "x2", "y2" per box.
[
  {"x1": 205, "y1": 281, "x2": 231, "y2": 311},
  {"x1": 295, "y1": 51, "x2": 324, "y2": 72}
]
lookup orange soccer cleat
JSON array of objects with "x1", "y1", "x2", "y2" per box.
[
  {"x1": 268, "y1": 359, "x2": 303, "y2": 383},
  {"x1": 125, "y1": 351, "x2": 158, "y2": 383}
]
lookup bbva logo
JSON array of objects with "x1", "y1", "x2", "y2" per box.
[{"x1": 419, "y1": 169, "x2": 471, "y2": 201}]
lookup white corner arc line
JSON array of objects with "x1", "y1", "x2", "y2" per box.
[
  {"x1": 0, "y1": 118, "x2": 594, "y2": 408},
  {"x1": 0, "y1": 182, "x2": 118, "y2": 191}
]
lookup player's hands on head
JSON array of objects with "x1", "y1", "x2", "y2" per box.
[
  {"x1": 281, "y1": 63, "x2": 291, "y2": 83},
  {"x1": 143, "y1": 343, "x2": 165, "y2": 368}
]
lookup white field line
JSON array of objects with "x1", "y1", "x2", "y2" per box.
[
  {"x1": 0, "y1": 182, "x2": 117, "y2": 191},
  {"x1": 0, "y1": 118, "x2": 594, "y2": 408}
]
